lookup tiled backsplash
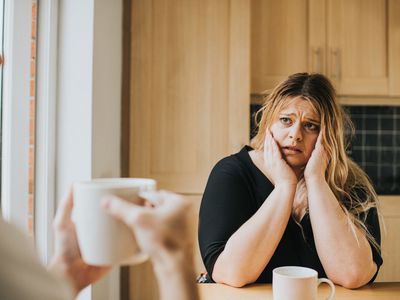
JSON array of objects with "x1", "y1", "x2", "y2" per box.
[{"x1": 250, "y1": 105, "x2": 400, "y2": 195}]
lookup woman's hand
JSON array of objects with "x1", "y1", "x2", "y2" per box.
[
  {"x1": 304, "y1": 133, "x2": 328, "y2": 181},
  {"x1": 48, "y1": 188, "x2": 111, "y2": 296},
  {"x1": 263, "y1": 131, "x2": 297, "y2": 186}
]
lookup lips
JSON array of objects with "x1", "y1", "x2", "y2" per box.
[{"x1": 282, "y1": 146, "x2": 302, "y2": 155}]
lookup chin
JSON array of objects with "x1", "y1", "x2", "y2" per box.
[{"x1": 285, "y1": 158, "x2": 307, "y2": 169}]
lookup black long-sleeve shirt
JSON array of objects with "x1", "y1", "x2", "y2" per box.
[{"x1": 198, "y1": 146, "x2": 382, "y2": 283}]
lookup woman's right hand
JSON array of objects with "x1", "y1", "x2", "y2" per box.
[{"x1": 263, "y1": 131, "x2": 298, "y2": 187}]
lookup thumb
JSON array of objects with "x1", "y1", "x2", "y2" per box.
[{"x1": 54, "y1": 187, "x2": 74, "y2": 227}]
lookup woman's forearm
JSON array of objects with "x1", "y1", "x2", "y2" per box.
[
  {"x1": 306, "y1": 177, "x2": 377, "y2": 288},
  {"x1": 212, "y1": 184, "x2": 296, "y2": 287}
]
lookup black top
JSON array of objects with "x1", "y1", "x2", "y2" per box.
[{"x1": 198, "y1": 146, "x2": 383, "y2": 283}]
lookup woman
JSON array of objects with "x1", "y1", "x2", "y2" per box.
[{"x1": 198, "y1": 73, "x2": 382, "y2": 289}]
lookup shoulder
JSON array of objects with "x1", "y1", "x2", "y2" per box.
[
  {"x1": 210, "y1": 146, "x2": 253, "y2": 178},
  {"x1": 0, "y1": 218, "x2": 73, "y2": 300}
]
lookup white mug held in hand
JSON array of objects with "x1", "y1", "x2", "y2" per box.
[
  {"x1": 273, "y1": 266, "x2": 335, "y2": 300},
  {"x1": 73, "y1": 178, "x2": 156, "y2": 266}
]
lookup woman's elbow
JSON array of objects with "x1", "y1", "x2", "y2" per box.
[
  {"x1": 212, "y1": 269, "x2": 253, "y2": 288},
  {"x1": 338, "y1": 276, "x2": 365, "y2": 289},
  {"x1": 332, "y1": 265, "x2": 376, "y2": 289}
]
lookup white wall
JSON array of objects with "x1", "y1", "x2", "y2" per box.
[{"x1": 57, "y1": 0, "x2": 122, "y2": 299}]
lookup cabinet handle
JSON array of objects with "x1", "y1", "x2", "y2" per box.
[
  {"x1": 331, "y1": 48, "x2": 341, "y2": 79},
  {"x1": 312, "y1": 48, "x2": 322, "y2": 73}
]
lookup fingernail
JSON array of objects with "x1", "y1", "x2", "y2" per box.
[{"x1": 101, "y1": 196, "x2": 112, "y2": 209}]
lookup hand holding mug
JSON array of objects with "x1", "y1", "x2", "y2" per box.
[
  {"x1": 72, "y1": 178, "x2": 157, "y2": 266},
  {"x1": 48, "y1": 188, "x2": 111, "y2": 296},
  {"x1": 102, "y1": 190, "x2": 196, "y2": 262}
]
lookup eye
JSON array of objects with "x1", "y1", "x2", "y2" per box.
[
  {"x1": 280, "y1": 117, "x2": 292, "y2": 125},
  {"x1": 304, "y1": 122, "x2": 319, "y2": 132}
]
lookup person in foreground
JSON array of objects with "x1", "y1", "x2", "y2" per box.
[
  {"x1": 199, "y1": 72, "x2": 383, "y2": 289},
  {"x1": 0, "y1": 189, "x2": 199, "y2": 300}
]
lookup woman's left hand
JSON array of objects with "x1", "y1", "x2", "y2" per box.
[{"x1": 304, "y1": 133, "x2": 328, "y2": 181}]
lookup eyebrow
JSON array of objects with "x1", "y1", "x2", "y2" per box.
[{"x1": 280, "y1": 113, "x2": 320, "y2": 123}]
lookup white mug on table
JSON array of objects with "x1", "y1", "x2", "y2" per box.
[
  {"x1": 73, "y1": 178, "x2": 157, "y2": 266},
  {"x1": 273, "y1": 266, "x2": 335, "y2": 300}
]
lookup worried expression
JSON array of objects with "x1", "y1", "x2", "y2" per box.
[{"x1": 269, "y1": 97, "x2": 320, "y2": 170}]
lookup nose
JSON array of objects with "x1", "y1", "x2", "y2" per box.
[{"x1": 288, "y1": 122, "x2": 303, "y2": 142}]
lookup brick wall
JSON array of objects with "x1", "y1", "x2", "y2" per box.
[{"x1": 28, "y1": 0, "x2": 37, "y2": 236}]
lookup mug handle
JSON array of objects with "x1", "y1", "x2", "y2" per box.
[{"x1": 318, "y1": 278, "x2": 335, "y2": 300}]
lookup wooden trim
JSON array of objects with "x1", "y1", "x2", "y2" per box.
[
  {"x1": 338, "y1": 96, "x2": 400, "y2": 106},
  {"x1": 121, "y1": 0, "x2": 132, "y2": 179},
  {"x1": 120, "y1": 0, "x2": 132, "y2": 299},
  {"x1": 251, "y1": 94, "x2": 400, "y2": 106},
  {"x1": 228, "y1": 0, "x2": 251, "y2": 152},
  {"x1": 389, "y1": 0, "x2": 400, "y2": 96}
]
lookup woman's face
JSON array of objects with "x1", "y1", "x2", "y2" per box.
[{"x1": 269, "y1": 97, "x2": 321, "y2": 170}]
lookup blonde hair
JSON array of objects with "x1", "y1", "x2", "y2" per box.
[{"x1": 251, "y1": 73, "x2": 381, "y2": 250}]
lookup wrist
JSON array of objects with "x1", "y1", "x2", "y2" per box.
[
  {"x1": 152, "y1": 247, "x2": 196, "y2": 276},
  {"x1": 274, "y1": 181, "x2": 297, "y2": 189},
  {"x1": 152, "y1": 248, "x2": 200, "y2": 300},
  {"x1": 48, "y1": 257, "x2": 80, "y2": 297},
  {"x1": 305, "y1": 175, "x2": 326, "y2": 185}
]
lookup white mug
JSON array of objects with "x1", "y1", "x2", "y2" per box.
[
  {"x1": 73, "y1": 178, "x2": 156, "y2": 266},
  {"x1": 273, "y1": 266, "x2": 335, "y2": 300}
]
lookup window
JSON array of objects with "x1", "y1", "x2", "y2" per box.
[
  {"x1": 0, "y1": 0, "x2": 4, "y2": 209},
  {"x1": 1, "y1": 0, "x2": 32, "y2": 234},
  {"x1": 1, "y1": 0, "x2": 37, "y2": 236}
]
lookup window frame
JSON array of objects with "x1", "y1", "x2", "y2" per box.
[
  {"x1": 34, "y1": 0, "x2": 59, "y2": 264},
  {"x1": 1, "y1": 0, "x2": 32, "y2": 233},
  {"x1": 1, "y1": 1, "x2": 123, "y2": 299}
]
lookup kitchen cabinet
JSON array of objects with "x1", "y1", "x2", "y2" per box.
[
  {"x1": 128, "y1": 0, "x2": 250, "y2": 299},
  {"x1": 251, "y1": 0, "x2": 400, "y2": 97},
  {"x1": 130, "y1": 0, "x2": 250, "y2": 195},
  {"x1": 376, "y1": 196, "x2": 400, "y2": 282}
]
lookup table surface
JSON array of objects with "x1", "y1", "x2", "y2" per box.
[{"x1": 198, "y1": 282, "x2": 400, "y2": 300}]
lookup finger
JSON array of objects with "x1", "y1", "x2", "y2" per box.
[
  {"x1": 268, "y1": 132, "x2": 282, "y2": 159},
  {"x1": 54, "y1": 187, "x2": 74, "y2": 226},
  {"x1": 316, "y1": 132, "x2": 323, "y2": 149},
  {"x1": 102, "y1": 196, "x2": 144, "y2": 226},
  {"x1": 144, "y1": 200, "x2": 155, "y2": 208},
  {"x1": 157, "y1": 190, "x2": 194, "y2": 217},
  {"x1": 264, "y1": 131, "x2": 272, "y2": 156},
  {"x1": 139, "y1": 191, "x2": 163, "y2": 206},
  {"x1": 158, "y1": 190, "x2": 188, "y2": 206}
]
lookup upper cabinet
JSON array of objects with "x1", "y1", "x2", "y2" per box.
[
  {"x1": 251, "y1": 0, "x2": 400, "y2": 97},
  {"x1": 251, "y1": 0, "x2": 310, "y2": 93},
  {"x1": 130, "y1": 0, "x2": 250, "y2": 194}
]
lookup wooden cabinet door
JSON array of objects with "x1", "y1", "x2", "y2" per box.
[
  {"x1": 376, "y1": 196, "x2": 400, "y2": 282},
  {"x1": 327, "y1": 0, "x2": 389, "y2": 95},
  {"x1": 130, "y1": 0, "x2": 250, "y2": 194},
  {"x1": 251, "y1": 0, "x2": 313, "y2": 93}
]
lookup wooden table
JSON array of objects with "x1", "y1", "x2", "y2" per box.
[{"x1": 198, "y1": 282, "x2": 400, "y2": 299}]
